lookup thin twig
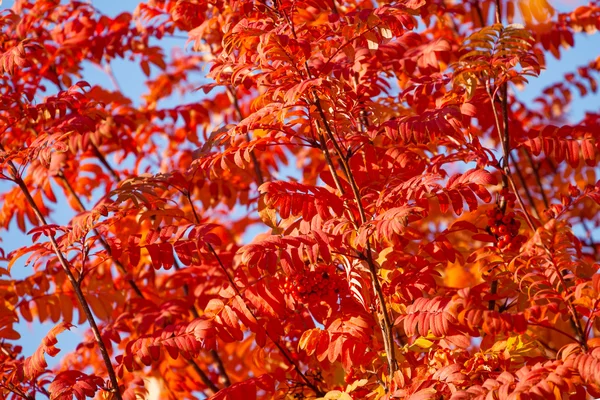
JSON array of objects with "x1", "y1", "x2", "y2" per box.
[
  {"x1": 473, "y1": 1, "x2": 486, "y2": 27},
  {"x1": 1, "y1": 381, "x2": 35, "y2": 400},
  {"x1": 226, "y1": 86, "x2": 264, "y2": 186},
  {"x1": 220, "y1": 88, "x2": 321, "y2": 390},
  {"x1": 522, "y1": 148, "x2": 550, "y2": 209},
  {"x1": 486, "y1": 76, "x2": 588, "y2": 347},
  {"x1": 494, "y1": 0, "x2": 502, "y2": 24},
  {"x1": 189, "y1": 361, "x2": 219, "y2": 395},
  {"x1": 90, "y1": 141, "x2": 121, "y2": 182},
  {"x1": 486, "y1": 2, "x2": 511, "y2": 314},
  {"x1": 526, "y1": 150, "x2": 598, "y2": 257},
  {"x1": 509, "y1": 154, "x2": 541, "y2": 219},
  {"x1": 57, "y1": 173, "x2": 144, "y2": 297},
  {"x1": 103, "y1": 63, "x2": 122, "y2": 94},
  {"x1": 183, "y1": 193, "x2": 232, "y2": 387},
  {"x1": 48, "y1": 69, "x2": 120, "y2": 184}
]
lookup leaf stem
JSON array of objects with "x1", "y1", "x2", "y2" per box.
[
  {"x1": 484, "y1": 89, "x2": 589, "y2": 348},
  {"x1": 184, "y1": 193, "x2": 233, "y2": 388},
  {"x1": 90, "y1": 141, "x2": 121, "y2": 183},
  {"x1": 509, "y1": 154, "x2": 541, "y2": 220},
  {"x1": 522, "y1": 148, "x2": 550, "y2": 209}
]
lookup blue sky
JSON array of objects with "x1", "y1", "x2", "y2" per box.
[{"x1": 1, "y1": 0, "x2": 599, "y2": 371}]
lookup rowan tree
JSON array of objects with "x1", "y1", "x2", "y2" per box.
[{"x1": 1, "y1": 0, "x2": 600, "y2": 399}]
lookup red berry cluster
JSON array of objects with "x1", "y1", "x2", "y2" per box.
[
  {"x1": 486, "y1": 189, "x2": 525, "y2": 251},
  {"x1": 282, "y1": 264, "x2": 342, "y2": 302}
]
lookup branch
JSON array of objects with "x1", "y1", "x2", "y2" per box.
[
  {"x1": 218, "y1": 90, "x2": 325, "y2": 390},
  {"x1": 57, "y1": 165, "x2": 223, "y2": 396},
  {"x1": 180, "y1": 94, "x2": 320, "y2": 390},
  {"x1": 189, "y1": 361, "x2": 219, "y2": 395},
  {"x1": 184, "y1": 190, "x2": 322, "y2": 395},
  {"x1": 483, "y1": 4, "x2": 519, "y2": 314},
  {"x1": 522, "y1": 148, "x2": 550, "y2": 209},
  {"x1": 312, "y1": 94, "x2": 397, "y2": 383},
  {"x1": 525, "y1": 151, "x2": 598, "y2": 258},
  {"x1": 48, "y1": 67, "x2": 120, "y2": 184},
  {"x1": 1, "y1": 381, "x2": 35, "y2": 400},
  {"x1": 2, "y1": 154, "x2": 123, "y2": 400},
  {"x1": 90, "y1": 141, "x2": 121, "y2": 183},
  {"x1": 484, "y1": 87, "x2": 589, "y2": 347},
  {"x1": 472, "y1": 0, "x2": 486, "y2": 27}
]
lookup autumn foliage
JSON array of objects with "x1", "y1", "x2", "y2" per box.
[{"x1": 1, "y1": 0, "x2": 600, "y2": 398}]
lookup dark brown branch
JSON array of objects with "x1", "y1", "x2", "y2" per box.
[
  {"x1": 1, "y1": 381, "x2": 35, "y2": 400},
  {"x1": 484, "y1": 87, "x2": 588, "y2": 347},
  {"x1": 314, "y1": 125, "x2": 347, "y2": 198},
  {"x1": 312, "y1": 94, "x2": 397, "y2": 381},
  {"x1": 90, "y1": 142, "x2": 120, "y2": 183},
  {"x1": 3, "y1": 157, "x2": 123, "y2": 400},
  {"x1": 180, "y1": 194, "x2": 232, "y2": 388},
  {"x1": 472, "y1": 1, "x2": 486, "y2": 27},
  {"x1": 280, "y1": 2, "x2": 396, "y2": 386},
  {"x1": 217, "y1": 89, "x2": 323, "y2": 390},
  {"x1": 44, "y1": 54, "x2": 220, "y2": 397},
  {"x1": 528, "y1": 152, "x2": 597, "y2": 257},
  {"x1": 58, "y1": 166, "x2": 222, "y2": 396},
  {"x1": 484, "y1": 4, "x2": 512, "y2": 313},
  {"x1": 189, "y1": 362, "x2": 219, "y2": 395}
]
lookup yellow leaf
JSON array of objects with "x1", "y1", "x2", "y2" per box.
[
  {"x1": 257, "y1": 195, "x2": 277, "y2": 229},
  {"x1": 444, "y1": 261, "x2": 477, "y2": 289},
  {"x1": 409, "y1": 337, "x2": 434, "y2": 351},
  {"x1": 322, "y1": 390, "x2": 341, "y2": 399},
  {"x1": 519, "y1": 0, "x2": 554, "y2": 24},
  {"x1": 346, "y1": 379, "x2": 368, "y2": 393},
  {"x1": 253, "y1": 128, "x2": 267, "y2": 138},
  {"x1": 372, "y1": 384, "x2": 386, "y2": 400},
  {"x1": 321, "y1": 390, "x2": 353, "y2": 400},
  {"x1": 376, "y1": 246, "x2": 395, "y2": 268},
  {"x1": 491, "y1": 339, "x2": 507, "y2": 353}
]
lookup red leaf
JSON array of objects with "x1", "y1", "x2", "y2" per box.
[
  {"x1": 48, "y1": 371, "x2": 104, "y2": 400},
  {"x1": 24, "y1": 322, "x2": 74, "y2": 379},
  {"x1": 209, "y1": 374, "x2": 274, "y2": 400}
]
